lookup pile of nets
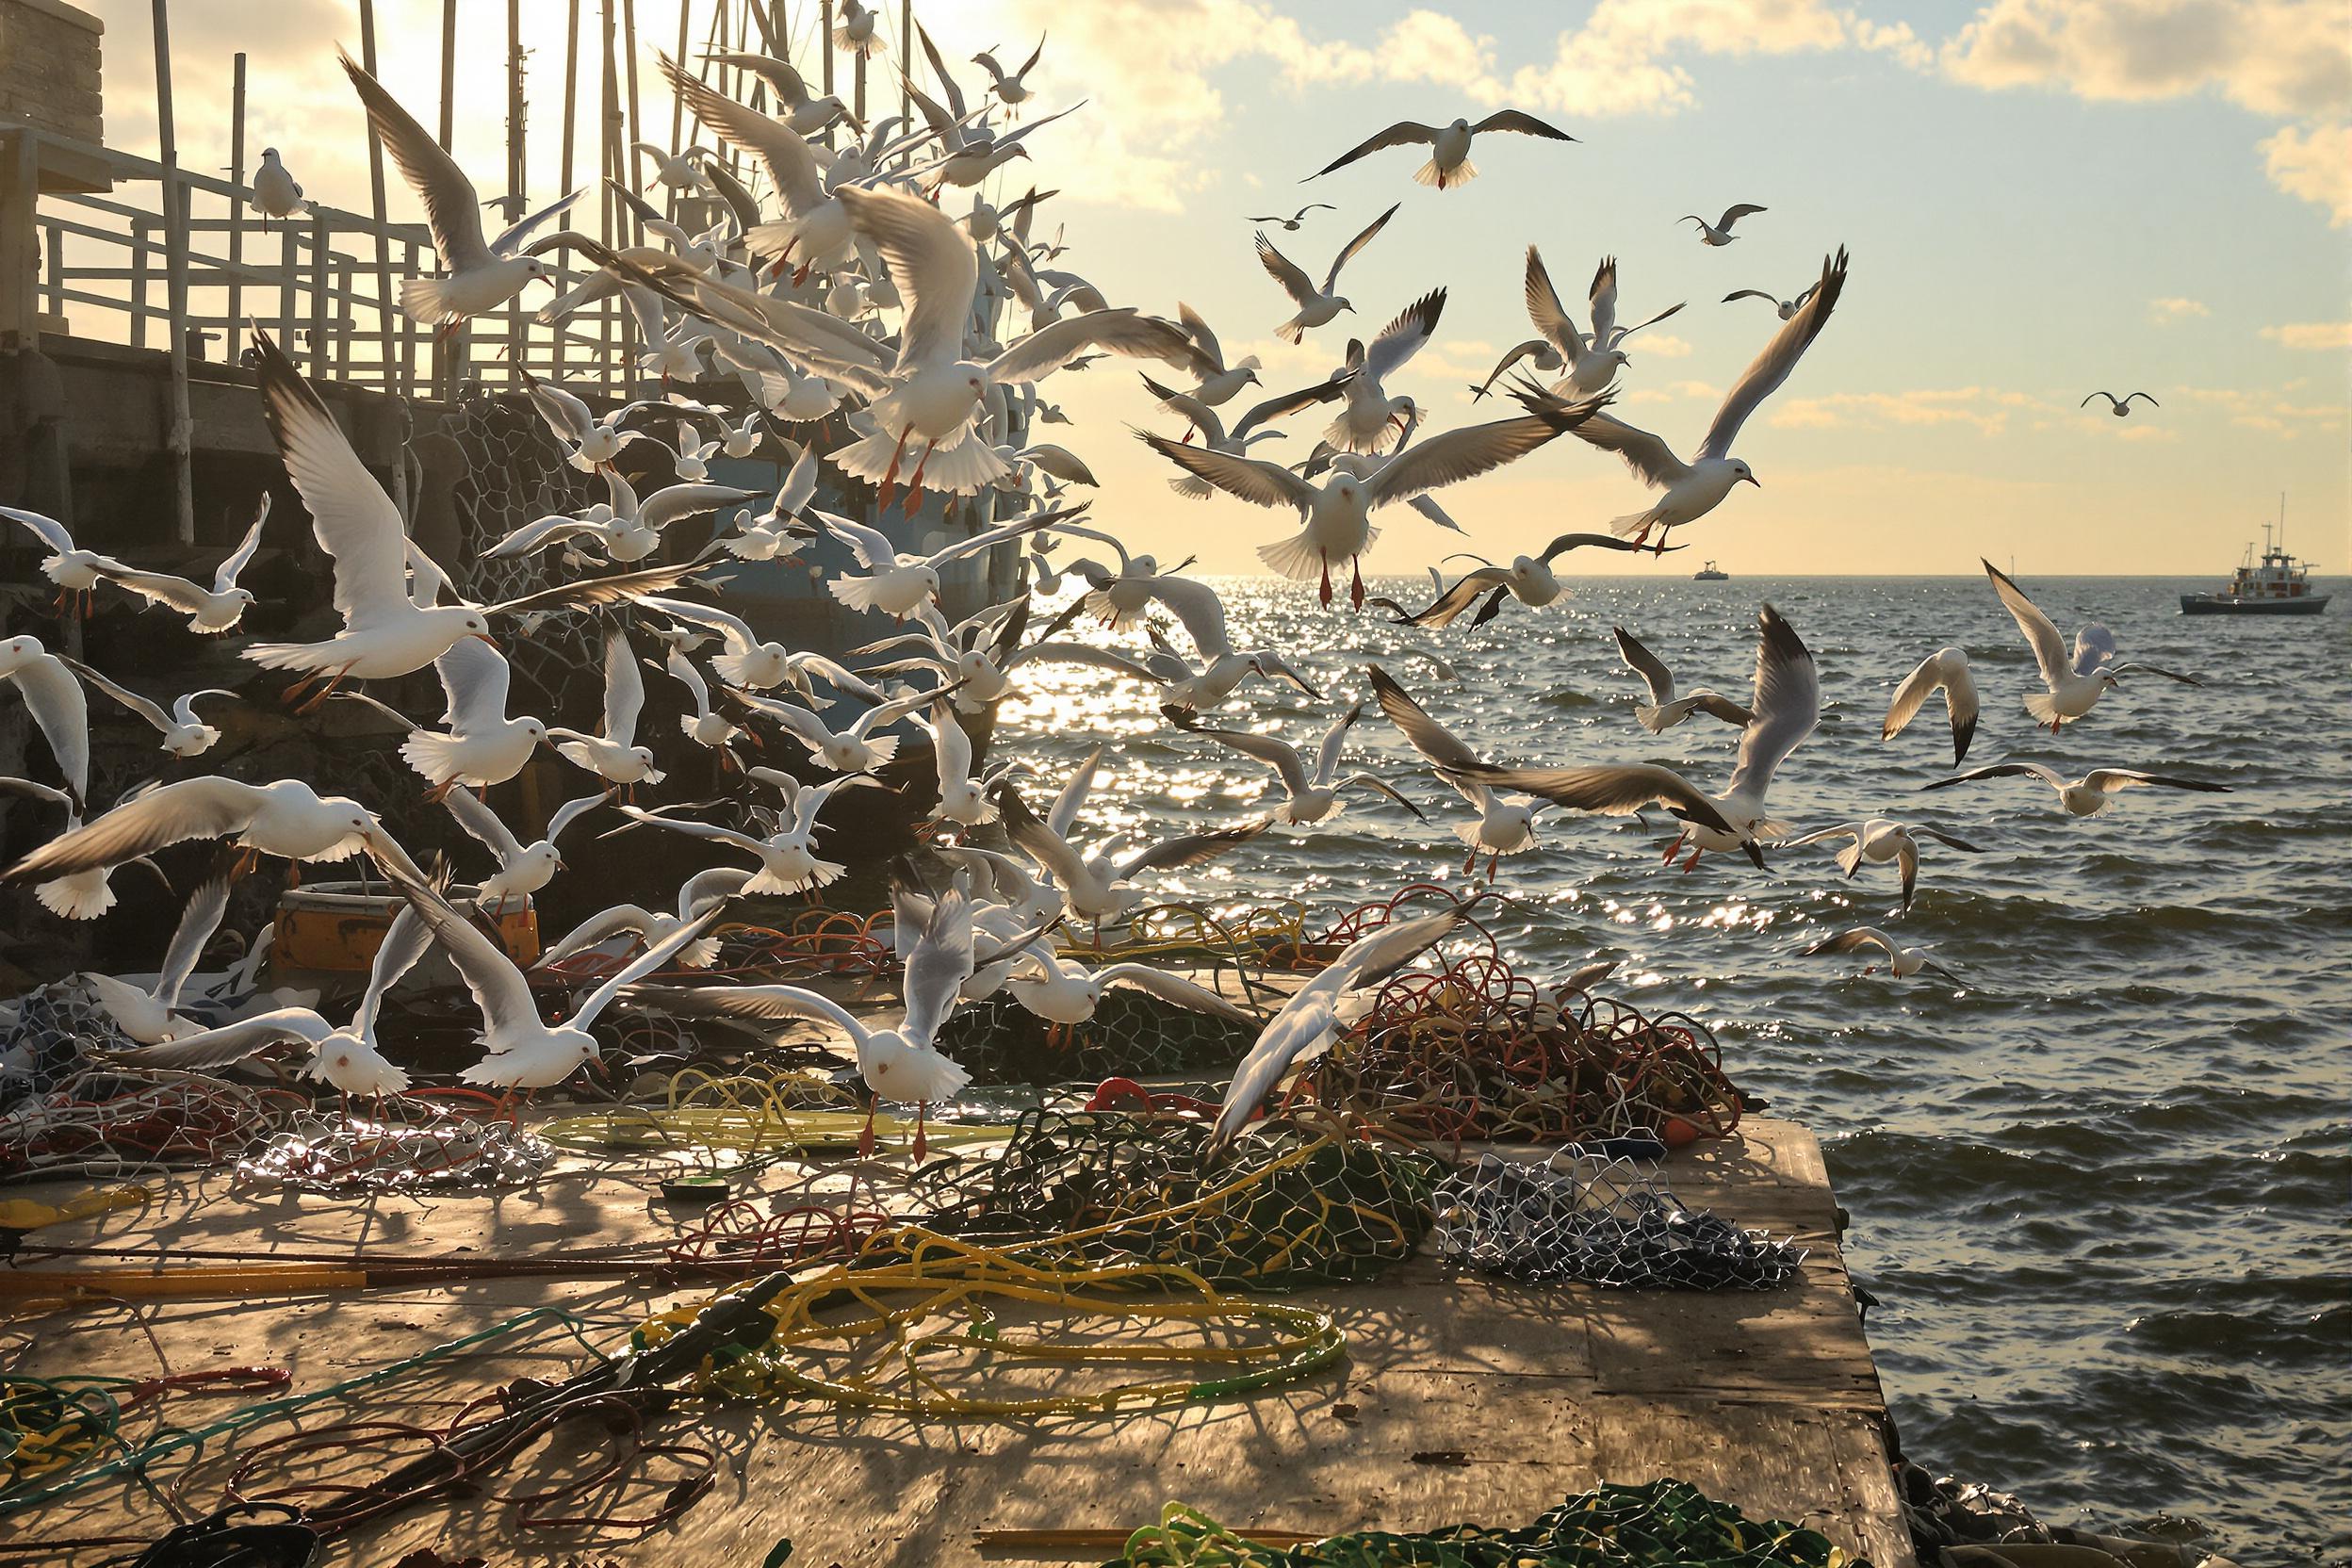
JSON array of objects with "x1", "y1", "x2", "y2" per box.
[
  {"x1": 916, "y1": 1109, "x2": 1445, "y2": 1288},
  {"x1": 234, "y1": 1104, "x2": 559, "y2": 1194},
  {"x1": 1106, "y1": 1478, "x2": 1867, "y2": 1567},
  {"x1": 1285, "y1": 902, "x2": 1745, "y2": 1149},
  {"x1": 935, "y1": 989, "x2": 1263, "y2": 1087},
  {"x1": 0, "y1": 1068, "x2": 302, "y2": 1180},
  {"x1": 0, "y1": 984, "x2": 130, "y2": 1108},
  {"x1": 1429, "y1": 1151, "x2": 1806, "y2": 1290}
]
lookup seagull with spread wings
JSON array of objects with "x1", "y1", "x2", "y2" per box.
[
  {"x1": 53, "y1": 494, "x2": 270, "y2": 633},
  {"x1": 1984, "y1": 561, "x2": 2199, "y2": 731},
  {"x1": 62, "y1": 658, "x2": 235, "y2": 760},
  {"x1": 1801, "y1": 926, "x2": 1963, "y2": 986},
  {"x1": 1883, "y1": 646, "x2": 1979, "y2": 764},
  {"x1": 1612, "y1": 625, "x2": 1756, "y2": 734},
  {"x1": 339, "y1": 50, "x2": 576, "y2": 328},
  {"x1": 994, "y1": 773, "x2": 1272, "y2": 937},
  {"x1": 1530, "y1": 247, "x2": 1848, "y2": 551},
  {"x1": 1255, "y1": 203, "x2": 1399, "y2": 344},
  {"x1": 1140, "y1": 391, "x2": 1609, "y2": 609},
  {"x1": 2082, "y1": 390, "x2": 2158, "y2": 418},
  {"x1": 1684, "y1": 203, "x2": 1766, "y2": 245},
  {"x1": 1368, "y1": 534, "x2": 1658, "y2": 629},
  {"x1": 548, "y1": 631, "x2": 665, "y2": 796},
  {"x1": 1367, "y1": 663, "x2": 1551, "y2": 879},
  {"x1": 1723, "y1": 283, "x2": 1818, "y2": 320},
  {"x1": 1920, "y1": 761, "x2": 2230, "y2": 818},
  {"x1": 443, "y1": 789, "x2": 604, "y2": 913},
  {"x1": 1781, "y1": 817, "x2": 1986, "y2": 911},
  {"x1": 1520, "y1": 249, "x2": 1687, "y2": 399},
  {"x1": 1175, "y1": 703, "x2": 1426, "y2": 828},
  {"x1": 1305, "y1": 111, "x2": 1576, "y2": 190}
]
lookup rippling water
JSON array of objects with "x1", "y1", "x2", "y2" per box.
[{"x1": 989, "y1": 573, "x2": 2349, "y2": 1562}]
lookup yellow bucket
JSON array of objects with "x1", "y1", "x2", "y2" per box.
[{"x1": 273, "y1": 880, "x2": 539, "y2": 975}]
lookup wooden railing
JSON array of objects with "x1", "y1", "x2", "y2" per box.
[{"x1": 8, "y1": 123, "x2": 643, "y2": 403}]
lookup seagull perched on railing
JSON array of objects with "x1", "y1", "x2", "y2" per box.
[{"x1": 339, "y1": 50, "x2": 577, "y2": 329}]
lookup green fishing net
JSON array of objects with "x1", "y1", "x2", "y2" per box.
[
  {"x1": 1104, "y1": 1479, "x2": 1867, "y2": 1567},
  {"x1": 912, "y1": 1110, "x2": 1446, "y2": 1288},
  {"x1": 934, "y1": 990, "x2": 1262, "y2": 1086}
]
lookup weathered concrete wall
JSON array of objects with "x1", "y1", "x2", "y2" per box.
[{"x1": 0, "y1": 0, "x2": 103, "y2": 146}]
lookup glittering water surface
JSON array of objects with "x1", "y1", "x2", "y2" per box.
[{"x1": 988, "y1": 574, "x2": 2349, "y2": 1561}]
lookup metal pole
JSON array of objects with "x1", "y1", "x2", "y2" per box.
[
  {"x1": 438, "y1": 0, "x2": 459, "y2": 151},
  {"x1": 359, "y1": 0, "x2": 399, "y2": 392},
  {"x1": 507, "y1": 0, "x2": 527, "y2": 384},
  {"x1": 900, "y1": 0, "x2": 910, "y2": 122},
  {"x1": 557, "y1": 0, "x2": 581, "y2": 386},
  {"x1": 820, "y1": 1, "x2": 833, "y2": 101},
  {"x1": 225, "y1": 52, "x2": 246, "y2": 363},
  {"x1": 151, "y1": 0, "x2": 196, "y2": 546},
  {"x1": 622, "y1": 0, "x2": 644, "y2": 247},
  {"x1": 599, "y1": 0, "x2": 619, "y2": 384},
  {"x1": 668, "y1": 0, "x2": 689, "y2": 224}
]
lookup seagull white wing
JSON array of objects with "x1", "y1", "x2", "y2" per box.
[
  {"x1": 340, "y1": 51, "x2": 491, "y2": 270},
  {"x1": 569, "y1": 909, "x2": 726, "y2": 1031},
  {"x1": 1522, "y1": 246, "x2": 1584, "y2": 357},
  {"x1": 1253, "y1": 233, "x2": 1317, "y2": 306},
  {"x1": 1883, "y1": 646, "x2": 1978, "y2": 763},
  {"x1": 60, "y1": 656, "x2": 171, "y2": 735},
  {"x1": 212, "y1": 496, "x2": 271, "y2": 592},
  {"x1": 640, "y1": 482, "x2": 760, "y2": 534},
  {"x1": 614, "y1": 805, "x2": 769, "y2": 857},
  {"x1": 990, "y1": 310, "x2": 1211, "y2": 386},
  {"x1": 1312, "y1": 704, "x2": 1361, "y2": 787},
  {"x1": 0, "y1": 502, "x2": 76, "y2": 555},
  {"x1": 661, "y1": 56, "x2": 826, "y2": 213},
  {"x1": 3, "y1": 776, "x2": 264, "y2": 881},
  {"x1": 155, "y1": 873, "x2": 233, "y2": 1010},
  {"x1": 91, "y1": 564, "x2": 213, "y2": 616},
  {"x1": 1802, "y1": 926, "x2": 1898, "y2": 959},
  {"x1": 1471, "y1": 108, "x2": 1575, "y2": 141},
  {"x1": 1141, "y1": 577, "x2": 1235, "y2": 662},
  {"x1": 2071, "y1": 624, "x2": 2117, "y2": 677},
  {"x1": 898, "y1": 886, "x2": 975, "y2": 1047},
  {"x1": 443, "y1": 786, "x2": 526, "y2": 861},
  {"x1": 1049, "y1": 743, "x2": 1106, "y2": 839},
  {"x1": 641, "y1": 595, "x2": 758, "y2": 653},
  {"x1": 1139, "y1": 433, "x2": 1316, "y2": 512},
  {"x1": 1697, "y1": 247, "x2": 1847, "y2": 462},
  {"x1": 815, "y1": 509, "x2": 903, "y2": 571},
  {"x1": 1551, "y1": 407, "x2": 1689, "y2": 489},
  {"x1": 1320, "y1": 202, "x2": 1400, "y2": 294},
  {"x1": 1612, "y1": 627, "x2": 1677, "y2": 706},
  {"x1": 1363, "y1": 406, "x2": 1590, "y2": 511},
  {"x1": 434, "y1": 637, "x2": 513, "y2": 733},
  {"x1": 925, "y1": 696, "x2": 973, "y2": 791},
  {"x1": 1361, "y1": 287, "x2": 1445, "y2": 384},
  {"x1": 1983, "y1": 561, "x2": 2071, "y2": 690},
  {"x1": 110, "y1": 1007, "x2": 335, "y2": 1071},
  {"x1": 384, "y1": 867, "x2": 546, "y2": 1050},
  {"x1": 2080, "y1": 769, "x2": 2229, "y2": 795},
  {"x1": 1307, "y1": 122, "x2": 1438, "y2": 180},
  {"x1": 838, "y1": 184, "x2": 979, "y2": 368},
  {"x1": 1095, "y1": 964, "x2": 1261, "y2": 1024},
  {"x1": 1188, "y1": 723, "x2": 1310, "y2": 794},
  {"x1": 1723, "y1": 606, "x2": 1820, "y2": 805},
  {"x1": 252, "y1": 331, "x2": 414, "y2": 632},
  {"x1": 1919, "y1": 761, "x2": 2066, "y2": 793}
]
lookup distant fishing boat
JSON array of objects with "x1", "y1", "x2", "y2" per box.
[
  {"x1": 2180, "y1": 498, "x2": 2328, "y2": 615},
  {"x1": 1692, "y1": 561, "x2": 1729, "y2": 581}
]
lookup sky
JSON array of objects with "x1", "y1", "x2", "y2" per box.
[{"x1": 68, "y1": 0, "x2": 2352, "y2": 575}]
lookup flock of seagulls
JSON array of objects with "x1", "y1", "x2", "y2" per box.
[{"x1": 0, "y1": 21, "x2": 2230, "y2": 1144}]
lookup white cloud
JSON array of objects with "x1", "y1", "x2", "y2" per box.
[
  {"x1": 1939, "y1": 1, "x2": 2351, "y2": 119},
  {"x1": 2261, "y1": 320, "x2": 2352, "y2": 351},
  {"x1": 1768, "y1": 385, "x2": 2063, "y2": 436},
  {"x1": 2147, "y1": 297, "x2": 2209, "y2": 324},
  {"x1": 2260, "y1": 122, "x2": 2352, "y2": 226},
  {"x1": 1636, "y1": 333, "x2": 1695, "y2": 358},
  {"x1": 1501, "y1": 0, "x2": 1872, "y2": 119}
]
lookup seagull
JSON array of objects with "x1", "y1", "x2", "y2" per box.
[
  {"x1": 387, "y1": 638, "x2": 548, "y2": 796},
  {"x1": 534, "y1": 867, "x2": 751, "y2": 973},
  {"x1": 249, "y1": 147, "x2": 305, "y2": 225},
  {"x1": 1122, "y1": 575, "x2": 1318, "y2": 713},
  {"x1": 443, "y1": 790, "x2": 603, "y2": 912},
  {"x1": 63, "y1": 660, "x2": 234, "y2": 760},
  {"x1": 1176, "y1": 703, "x2": 1426, "y2": 827},
  {"x1": 2082, "y1": 391, "x2": 2158, "y2": 418},
  {"x1": 1324, "y1": 287, "x2": 1445, "y2": 454},
  {"x1": 339, "y1": 50, "x2": 576, "y2": 328},
  {"x1": 1255, "y1": 203, "x2": 1397, "y2": 344},
  {"x1": 1367, "y1": 663, "x2": 1550, "y2": 878},
  {"x1": 661, "y1": 646, "x2": 745, "y2": 761},
  {"x1": 1213, "y1": 906, "x2": 1468, "y2": 1146},
  {"x1": 1801, "y1": 926, "x2": 1963, "y2": 985},
  {"x1": 1246, "y1": 204, "x2": 1337, "y2": 231},
  {"x1": 1141, "y1": 392, "x2": 1608, "y2": 608},
  {"x1": 74, "y1": 494, "x2": 270, "y2": 633},
  {"x1": 972, "y1": 35, "x2": 1046, "y2": 107},
  {"x1": 1523, "y1": 249, "x2": 1686, "y2": 397},
  {"x1": 486, "y1": 467, "x2": 758, "y2": 564},
  {"x1": 813, "y1": 504, "x2": 1085, "y2": 618},
  {"x1": 916, "y1": 694, "x2": 997, "y2": 829},
  {"x1": 729, "y1": 681, "x2": 943, "y2": 775},
  {"x1": 995, "y1": 775, "x2": 1271, "y2": 935},
  {"x1": 660, "y1": 55, "x2": 858, "y2": 281},
  {"x1": 0, "y1": 634, "x2": 88, "y2": 805},
  {"x1": 1466, "y1": 338, "x2": 1563, "y2": 400},
  {"x1": 1984, "y1": 560, "x2": 2199, "y2": 731},
  {"x1": 1137, "y1": 376, "x2": 1289, "y2": 497},
  {"x1": 549, "y1": 630, "x2": 665, "y2": 795},
  {"x1": 1921, "y1": 762, "x2": 2230, "y2": 818},
  {"x1": 1004, "y1": 943, "x2": 1260, "y2": 1051},
  {"x1": 1683, "y1": 204, "x2": 1766, "y2": 245},
  {"x1": 1612, "y1": 625, "x2": 1756, "y2": 734},
  {"x1": 699, "y1": 53, "x2": 858, "y2": 136},
  {"x1": 78, "y1": 874, "x2": 233, "y2": 1043},
  {"x1": 1533, "y1": 246, "x2": 1848, "y2": 550},
  {"x1": 0, "y1": 776, "x2": 163, "y2": 921},
  {"x1": 382, "y1": 863, "x2": 720, "y2": 1105},
  {"x1": 1369, "y1": 534, "x2": 1658, "y2": 629},
  {"x1": 3, "y1": 777, "x2": 400, "y2": 888},
  {"x1": 630, "y1": 139, "x2": 716, "y2": 191},
  {"x1": 2, "y1": 504, "x2": 127, "y2": 616},
  {"x1": 1883, "y1": 646, "x2": 1978, "y2": 764},
  {"x1": 1173, "y1": 302, "x2": 1262, "y2": 407},
  {"x1": 1781, "y1": 817, "x2": 1985, "y2": 911},
  {"x1": 639, "y1": 596, "x2": 884, "y2": 700},
  {"x1": 1447, "y1": 606, "x2": 1813, "y2": 872},
  {"x1": 612, "y1": 776, "x2": 866, "y2": 895},
  {"x1": 516, "y1": 369, "x2": 655, "y2": 472},
  {"x1": 1304, "y1": 111, "x2": 1576, "y2": 190},
  {"x1": 833, "y1": 0, "x2": 886, "y2": 57},
  {"x1": 242, "y1": 330, "x2": 708, "y2": 707},
  {"x1": 1723, "y1": 285, "x2": 1818, "y2": 320}
]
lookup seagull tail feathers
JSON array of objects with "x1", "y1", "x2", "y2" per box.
[
  {"x1": 399, "y1": 275, "x2": 468, "y2": 327},
  {"x1": 400, "y1": 731, "x2": 471, "y2": 787},
  {"x1": 35, "y1": 871, "x2": 114, "y2": 921},
  {"x1": 1417, "y1": 155, "x2": 1476, "y2": 190},
  {"x1": 1257, "y1": 530, "x2": 1325, "y2": 583}
]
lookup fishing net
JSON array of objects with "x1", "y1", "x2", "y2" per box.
[
  {"x1": 1105, "y1": 1479, "x2": 1869, "y2": 1567},
  {"x1": 0, "y1": 1068, "x2": 302, "y2": 1180},
  {"x1": 0, "y1": 984, "x2": 126, "y2": 1108},
  {"x1": 632, "y1": 1230, "x2": 1345, "y2": 1419},
  {"x1": 934, "y1": 989, "x2": 1262, "y2": 1087},
  {"x1": 1429, "y1": 1151, "x2": 1805, "y2": 1290},
  {"x1": 915, "y1": 1109, "x2": 1445, "y2": 1288},
  {"x1": 1284, "y1": 899, "x2": 1745, "y2": 1149},
  {"x1": 233, "y1": 1105, "x2": 559, "y2": 1195}
]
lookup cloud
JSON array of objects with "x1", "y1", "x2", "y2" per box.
[
  {"x1": 1769, "y1": 386, "x2": 2056, "y2": 436},
  {"x1": 2261, "y1": 320, "x2": 2352, "y2": 351},
  {"x1": 1938, "y1": 1, "x2": 2352, "y2": 119},
  {"x1": 2147, "y1": 297, "x2": 2209, "y2": 324},
  {"x1": 2260, "y1": 122, "x2": 2352, "y2": 225},
  {"x1": 2166, "y1": 385, "x2": 2351, "y2": 437},
  {"x1": 1500, "y1": 1, "x2": 1883, "y2": 119},
  {"x1": 1635, "y1": 333, "x2": 1695, "y2": 358}
]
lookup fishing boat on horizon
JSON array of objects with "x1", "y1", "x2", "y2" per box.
[
  {"x1": 1693, "y1": 561, "x2": 1729, "y2": 581},
  {"x1": 2180, "y1": 499, "x2": 2328, "y2": 616}
]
